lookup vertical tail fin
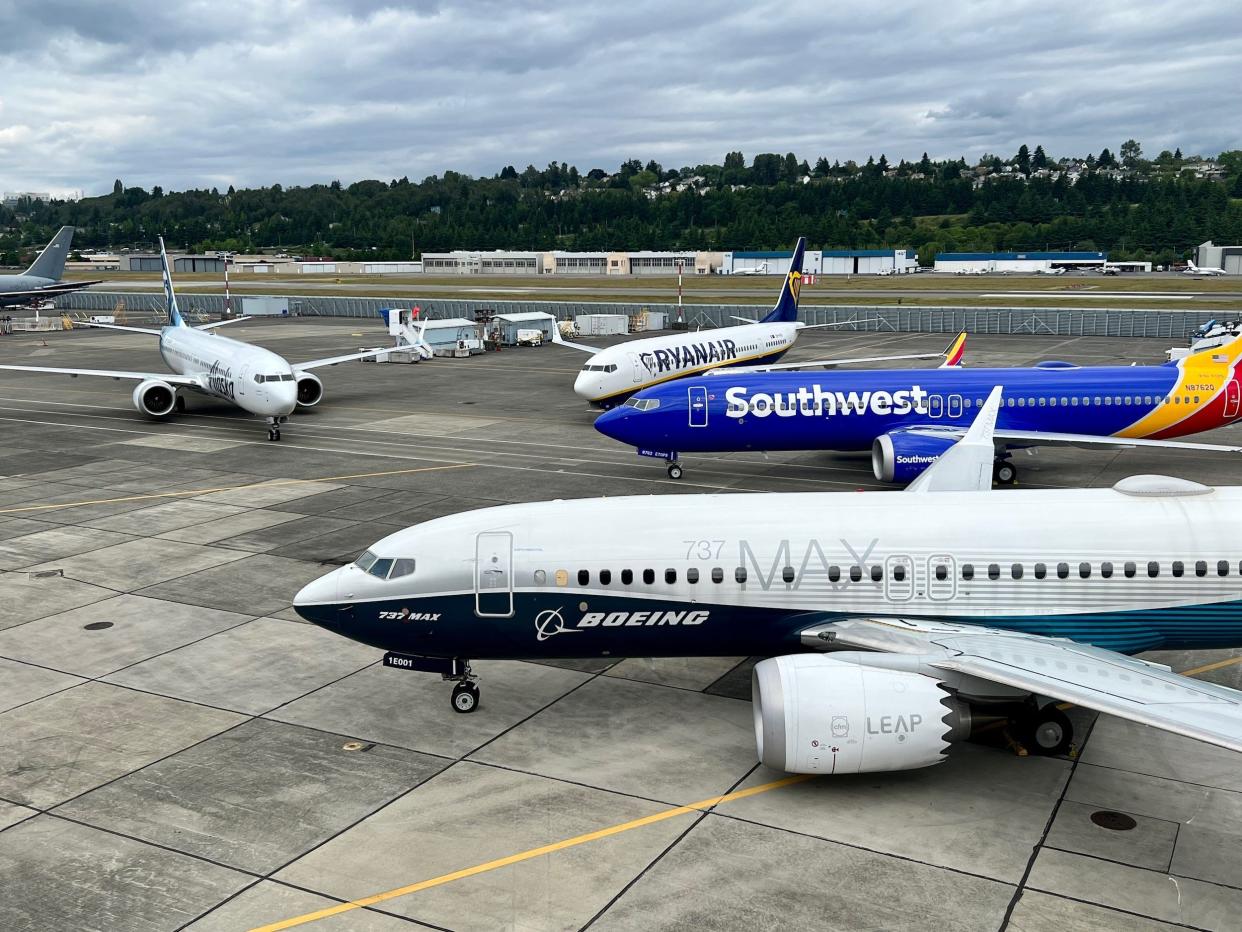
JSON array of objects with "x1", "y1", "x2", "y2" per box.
[
  {"x1": 760, "y1": 236, "x2": 807, "y2": 323},
  {"x1": 939, "y1": 331, "x2": 967, "y2": 368},
  {"x1": 159, "y1": 236, "x2": 187, "y2": 327},
  {"x1": 23, "y1": 226, "x2": 75, "y2": 281}
]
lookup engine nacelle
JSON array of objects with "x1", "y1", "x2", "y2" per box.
[
  {"x1": 872, "y1": 431, "x2": 959, "y2": 483},
  {"x1": 752, "y1": 654, "x2": 966, "y2": 774},
  {"x1": 296, "y1": 373, "x2": 324, "y2": 407},
  {"x1": 132, "y1": 379, "x2": 178, "y2": 418}
]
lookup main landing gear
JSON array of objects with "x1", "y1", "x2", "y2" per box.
[
  {"x1": 1017, "y1": 703, "x2": 1073, "y2": 756},
  {"x1": 993, "y1": 457, "x2": 1017, "y2": 485}
]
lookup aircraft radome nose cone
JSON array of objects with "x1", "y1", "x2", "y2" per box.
[
  {"x1": 593, "y1": 406, "x2": 632, "y2": 443},
  {"x1": 294, "y1": 569, "x2": 339, "y2": 616}
]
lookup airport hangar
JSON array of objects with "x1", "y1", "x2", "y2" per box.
[
  {"x1": 1198, "y1": 241, "x2": 1242, "y2": 274},
  {"x1": 2, "y1": 309, "x2": 1242, "y2": 930}
]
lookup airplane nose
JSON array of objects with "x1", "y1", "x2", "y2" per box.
[
  {"x1": 572, "y1": 372, "x2": 596, "y2": 400},
  {"x1": 594, "y1": 406, "x2": 637, "y2": 445},
  {"x1": 293, "y1": 569, "x2": 340, "y2": 620},
  {"x1": 275, "y1": 382, "x2": 298, "y2": 414}
]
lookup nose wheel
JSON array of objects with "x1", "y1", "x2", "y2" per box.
[
  {"x1": 667, "y1": 462, "x2": 684, "y2": 480},
  {"x1": 446, "y1": 660, "x2": 480, "y2": 713},
  {"x1": 266, "y1": 416, "x2": 283, "y2": 442}
]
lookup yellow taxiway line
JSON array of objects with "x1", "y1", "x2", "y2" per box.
[
  {"x1": 250, "y1": 773, "x2": 814, "y2": 931},
  {"x1": 0, "y1": 463, "x2": 476, "y2": 515}
]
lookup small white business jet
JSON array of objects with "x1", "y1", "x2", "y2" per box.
[
  {"x1": 0, "y1": 238, "x2": 392, "y2": 440},
  {"x1": 1185, "y1": 260, "x2": 1228, "y2": 276},
  {"x1": 732, "y1": 262, "x2": 770, "y2": 275}
]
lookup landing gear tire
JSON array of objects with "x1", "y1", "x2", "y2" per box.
[
  {"x1": 667, "y1": 463, "x2": 684, "y2": 480},
  {"x1": 267, "y1": 427, "x2": 281, "y2": 442},
  {"x1": 1019, "y1": 705, "x2": 1073, "y2": 756},
  {"x1": 451, "y1": 682, "x2": 480, "y2": 713},
  {"x1": 993, "y1": 460, "x2": 1017, "y2": 485}
]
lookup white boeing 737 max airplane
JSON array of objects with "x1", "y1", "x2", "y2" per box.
[
  {"x1": 296, "y1": 386, "x2": 1242, "y2": 775},
  {"x1": 0, "y1": 238, "x2": 391, "y2": 440}
]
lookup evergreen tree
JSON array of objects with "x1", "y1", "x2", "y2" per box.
[
  {"x1": 1016, "y1": 144, "x2": 1031, "y2": 175},
  {"x1": 1032, "y1": 145, "x2": 1047, "y2": 170}
]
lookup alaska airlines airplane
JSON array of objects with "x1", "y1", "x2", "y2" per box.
[
  {"x1": 0, "y1": 238, "x2": 391, "y2": 440},
  {"x1": 592, "y1": 332, "x2": 1242, "y2": 481},
  {"x1": 0, "y1": 227, "x2": 101, "y2": 303},
  {"x1": 294, "y1": 388, "x2": 1242, "y2": 775},
  {"x1": 554, "y1": 238, "x2": 941, "y2": 407}
]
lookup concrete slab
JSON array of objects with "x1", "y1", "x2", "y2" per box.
[
  {"x1": 155, "y1": 507, "x2": 302, "y2": 544},
  {"x1": 472, "y1": 676, "x2": 756, "y2": 805},
  {"x1": 136, "y1": 553, "x2": 330, "y2": 616},
  {"x1": 1044, "y1": 799, "x2": 1176, "y2": 872},
  {"x1": 0, "y1": 681, "x2": 244, "y2": 808},
  {"x1": 268, "y1": 521, "x2": 406, "y2": 564},
  {"x1": 271, "y1": 660, "x2": 591, "y2": 758},
  {"x1": 0, "y1": 799, "x2": 38, "y2": 831},
  {"x1": 275, "y1": 760, "x2": 692, "y2": 931},
  {"x1": 1080, "y1": 716, "x2": 1242, "y2": 792},
  {"x1": 0, "y1": 595, "x2": 253, "y2": 678},
  {"x1": 0, "y1": 816, "x2": 251, "y2": 932},
  {"x1": 592, "y1": 813, "x2": 1012, "y2": 932},
  {"x1": 0, "y1": 525, "x2": 135, "y2": 571},
  {"x1": 183, "y1": 881, "x2": 414, "y2": 931},
  {"x1": 721, "y1": 745, "x2": 1069, "y2": 883},
  {"x1": 366, "y1": 412, "x2": 503, "y2": 435},
  {"x1": 58, "y1": 718, "x2": 445, "y2": 874},
  {"x1": 264, "y1": 485, "x2": 391, "y2": 516},
  {"x1": 0, "y1": 657, "x2": 84, "y2": 713},
  {"x1": 213, "y1": 514, "x2": 357, "y2": 553},
  {"x1": 606, "y1": 656, "x2": 748, "y2": 691},
  {"x1": 1007, "y1": 890, "x2": 1187, "y2": 932},
  {"x1": 120, "y1": 434, "x2": 245, "y2": 453},
  {"x1": 28, "y1": 537, "x2": 247, "y2": 591},
  {"x1": 0, "y1": 517, "x2": 59, "y2": 541},
  {"x1": 81, "y1": 500, "x2": 247, "y2": 535},
  {"x1": 1027, "y1": 847, "x2": 1242, "y2": 928},
  {"x1": 0, "y1": 571, "x2": 114, "y2": 631},
  {"x1": 105, "y1": 617, "x2": 379, "y2": 714},
  {"x1": 194, "y1": 479, "x2": 344, "y2": 508}
]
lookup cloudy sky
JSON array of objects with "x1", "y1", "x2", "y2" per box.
[{"x1": 1, "y1": 0, "x2": 1240, "y2": 196}]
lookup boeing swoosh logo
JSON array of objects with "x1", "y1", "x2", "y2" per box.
[{"x1": 535, "y1": 607, "x2": 581, "y2": 641}]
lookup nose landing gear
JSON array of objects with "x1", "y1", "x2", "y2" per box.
[
  {"x1": 447, "y1": 660, "x2": 479, "y2": 713},
  {"x1": 667, "y1": 461, "x2": 684, "y2": 480},
  {"x1": 266, "y1": 416, "x2": 284, "y2": 442}
]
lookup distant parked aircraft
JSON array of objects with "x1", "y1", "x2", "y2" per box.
[
  {"x1": 0, "y1": 227, "x2": 100, "y2": 304},
  {"x1": 733, "y1": 262, "x2": 770, "y2": 276},
  {"x1": 1185, "y1": 260, "x2": 1228, "y2": 277}
]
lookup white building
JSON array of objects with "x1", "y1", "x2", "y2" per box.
[
  {"x1": 421, "y1": 250, "x2": 544, "y2": 274},
  {"x1": 934, "y1": 251, "x2": 1106, "y2": 273},
  {"x1": 1197, "y1": 242, "x2": 1242, "y2": 275},
  {"x1": 723, "y1": 248, "x2": 917, "y2": 275}
]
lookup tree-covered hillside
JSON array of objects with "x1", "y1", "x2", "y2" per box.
[{"x1": 4, "y1": 144, "x2": 1241, "y2": 267}]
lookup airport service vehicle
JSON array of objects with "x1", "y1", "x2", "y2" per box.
[
  {"x1": 593, "y1": 332, "x2": 1242, "y2": 482},
  {"x1": 0, "y1": 226, "x2": 101, "y2": 303},
  {"x1": 295, "y1": 389, "x2": 1242, "y2": 774},
  {"x1": 1185, "y1": 260, "x2": 1228, "y2": 277},
  {"x1": 0, "y1": 238, "x2": 391, "y2": 440},
  {"x1": 553, "y1": 239, "x2": 937, "y2": 407}
]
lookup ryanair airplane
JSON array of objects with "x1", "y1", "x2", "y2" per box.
[
  {"x1": 593, "y1": 331, "x2": 1242, "y2": 481},
  {"x1": 0, "y1": 238, "x2": 391, "y2": 440},
  {"x1": 296, "y1": 388, "x2": 1242, "y2": 775},
  {"x1": 554, "y1": 237, "x2": 944, "y2": 406}
]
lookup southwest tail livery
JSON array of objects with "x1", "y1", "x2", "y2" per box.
[{"x1": 595, "y1": 333, "x2": 1242, "y2": 481}]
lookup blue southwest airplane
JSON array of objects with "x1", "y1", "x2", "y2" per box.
[{"x1": 593, "y1": 332, "x2": 1242, "y2": 482}]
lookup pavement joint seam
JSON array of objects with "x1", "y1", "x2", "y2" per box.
[{"x1": 1037, "y1": 843, "x2": 1242, "y2": 895}]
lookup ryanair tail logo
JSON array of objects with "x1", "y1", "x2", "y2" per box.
[{"x1": 787, "y1": 269, "x2": 802, "y2": 302}]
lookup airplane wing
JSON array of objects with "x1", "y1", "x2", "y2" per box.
[
  {"x1": 803, "y1": 617, "x2": 1242, "y2": 754},
  {"x1": 0, "y1": 364, "x2": 201, "y2": 386},
  {"x1": 905, "y1": 386, "x2": 1003, "y2": 492},
  {"x1": 196, "y1": 317, "x2": 251, "y2": 330},
  {"x1": 79, "y1": 321, "x2": 163, "y2": 335},
  {"x1": 293, "y1": 346, "x2": 398, "y2": 371},
  {"x1": 549, "y1": 324, "x2": 600, "y2": 355},
  {"x1": 0, "y1": 281, "x2": 102, "y2": 301},
  {"x1": 994, "y1": 429, "x2": 1242, "y2": 454},
  {"x1": 712, "y1": 351, "x2": 948, "y2": 375}
]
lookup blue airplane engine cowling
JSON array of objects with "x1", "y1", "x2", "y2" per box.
[{"x1": 872, "y1": 431, "x2": 960, "y2": 483}]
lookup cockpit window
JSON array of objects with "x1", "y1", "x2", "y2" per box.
[
  {"x1": 622, "y1": 397, "x2": 661, "y2": 411},
  {"x1": 255, "y1": 373, "x2": 290, "y2": 383},
  {"x1": 368, "y1": 558, "x2": 393, "y2": 579},
  {"x1": 281, "y1": 373, "x2": 294, "y2": 381},
  {"x1": 356, "y1": 550, "x2": 378, "y2": 572},
  {"x1": 581, "y1": 363, "x2": 618, "y2": 373},
  {"x1": 388, "y1": 558, "x2": 416, "y2": 579}
]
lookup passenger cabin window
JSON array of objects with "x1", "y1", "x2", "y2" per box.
[
  {"x1": 1011, "y1": 563, "x2": 1023, "y2": 580},
  {"x1": 1101, "y1": 562, "x2": 1113, "y2": 579},
  {"x1": 988, "y1": 564, "x2": 1000, "y2": 580},
  {"x1": 1196, "y1": 561, "x2": 1208, "y2": 577},
  {"x1": 1124, "y1": 562, "x2": 1136, "y2": 578},
  {"x1": 1147, "y1": 561, "x2": 1160, "y2": 578},
  {"x1": 782, "y1": 566, "x2": 796, "y2": 584},
  {"x1": 621, "y1": 569, "x2": 633, "y2": 585},
  {"x1": 1079, "y1": 562, "x2": 1091, "y2": 579},
  {"x1": 600, "y1": 570, "x2": 612, "y2": 585},
  {"x1": 735, "y1": 566, "x2": 748, "y2": 584},
  {"x1": 1219, "y1": 560, "x2": 1231, "y2": 577},
  {"x1": 534, "y1": 569, "x2": 547, "y2": 585},
  {"x1": 711, "y1": 567, "x2": 724, "y2": 583},
  {"x1": 665, "y1": 569, "x2": 677, "y2": 584},
  {"x1": 642, "y1": 569, "x2": 655, "y2": 585},
  {"x1": 849, "y1": 566, "x2": 863, "y2": 582},
  {"x1": 1056, "y1": 563, "x2": 1069, "y2": 579},
  {"x1": 961, "y1": 564, "x2": 974, "y2": 580},
  {"x1": 687, "y1": 568, "x2": 699, "y2": 584},
  {"x1": 870, "y1": 565, "x2": 882, "y2": 582},
  {"x1": 1172, "y1": 561, "x2": 1184, "y2": 578},
  {"x1": 1034, "y1": 563, "x2": 1047, "y2": 579},
  {"x1": 829, "y1": 566, "x2": 841, "y2": 582},
  {"x1": 578, "y1": 569, "x2": 590, "y2": 586}
]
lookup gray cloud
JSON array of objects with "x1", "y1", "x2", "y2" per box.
[{"x1": 1, "y1": 0, "x2": 1239, "y2": 195}]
